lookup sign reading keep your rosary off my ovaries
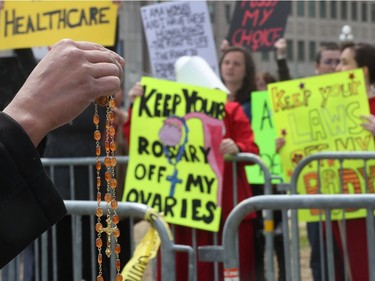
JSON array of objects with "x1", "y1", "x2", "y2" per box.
[{"x1": 0, "y1": 0, "x2": 117, "y2": 50}]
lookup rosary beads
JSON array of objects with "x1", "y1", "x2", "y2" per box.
[{"x1": 94, "y1": 96, "x2": 123, "y2": 281}]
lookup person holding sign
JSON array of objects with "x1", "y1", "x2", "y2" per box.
[
  {"x1": 123, "y1": 74, "x2": 259, "y2": 280},
  {"x1": 327, "y1": 41, "x2": 375, "y2": 281}
]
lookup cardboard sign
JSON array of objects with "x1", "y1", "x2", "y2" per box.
[
  {"x1": 123, "y1": 77, "x2": 227, "y2": 232},
  {"x1": 140, "y1": 1, "x2": 218, "y2": 80},
  {"x1": 245, "y1": 91, "x2": 284, "y2": 184},
  {"x1": 227, "y1": 0, "x2": 291, "y2": 52},
  {"x1": 0, "y1": 1, "x2": 117, "y2": 50},
  {"x1": 269, "y1": 69, "x2": 375, "y2": 221}
]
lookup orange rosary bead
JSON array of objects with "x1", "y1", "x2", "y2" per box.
[
  {"x1": 112, "y1": 214, "x2": 120, "y2": 225},
  {"x1": 96, "y1": 207, "x2": 103, "y2": 217},
  {"x1": 94, "y1": 130, "x2": 101, "y2": 141},
  {"x1": 115, "y1": 273, "x2": 123, "y2": 281},
  {"x1": 110, "y1": 158, "x2": 117, "y2": 167},
  {"x1": 109, "y1": 98, "x2": 115, "y2": 109},
  {"x1": 109, "y1": 126, "x2": 116, "y2": 137},
  {"x1": 96, "y1": 237, "x2": 103, "y2": 248},
  {"x1": 96, "y1": 160, "x2": 101, "y2": 171},
  {"x1": 110, "y1": 141, "x2": 116, "y2": 152},
  {"x1": 114, "y1": 243, "x2": 121, "y2": 254},
  {"x1": 108, "y1": 111, "x2": 115, "y2": 122},
  {"x1": 115, "y1": 258, "x2": 121, "y2": 270},
  {"x1": 104, "y1": 157, "x2": 111, "y2": 167},
  {"x1": 110, "y1": 179, "x2": 117, "y2": 189},
  {"x1": 93, "y1": 113, "x2": 99, "y2": 125},
  {"x1": 97, "y1": 275, "x2": 104, "y2": 281},
  {"x1": 96, "y1": 192, "x2": 102, "y2": 202},
  {"x1": 113, "y1": 228, "x2": 120, "y2": 238},
  {"x1": 105, "y1": 171, "x2": 111, "y2": 181},
  {"x1": 111, "y1": 200, "x2": 118, "y2": 210},
  {"x1": 96, "y1": 146, "x2": 101, "y2": 156},
  {"x1": 97, "y1": 254, "x2": 103, "y2": 265},
  {"x1": 95, "y1": 96, "x2": 108, "y2": 107},
  {"x1": 96, "y1": 177, "x2": 101, "y2": 187},
  {"x1": 104, "y1": 192, "x2": 112, "y2": 203},
  {"x1": 95, "y1": 223, "x2": 103, "y2": 232}
]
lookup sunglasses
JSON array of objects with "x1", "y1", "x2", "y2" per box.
[{"x1": 322, "y1": 58, "x2": 340, "y2": 66}]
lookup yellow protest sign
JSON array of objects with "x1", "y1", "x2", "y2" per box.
[
  {"x1": 122, "y1": 77, "x2": 227, "y2": 232},
  {"x1": 269, "y1": 69, "x2": 375, "y2": 221},
  {"x1": 0, "y1": 0, "x2": 117, "y2": 50}
]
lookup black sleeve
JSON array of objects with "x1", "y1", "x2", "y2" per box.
[
  {"x1": 276, "y1": 58, "x2": 291, "y2": 81},
  {"x1": 0, "y1": 112, "x2": 66, "y2": 269}
]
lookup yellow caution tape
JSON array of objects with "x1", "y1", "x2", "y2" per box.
[
  {"x1": 121, "y1": 226, "x2": 160, "y2": 280},
  {"x1": 263, "y1": 219, "x2": 274, "y2": 232},
  {"x1": 121, "y1": 208, "x2": 173, "y2": 280}
]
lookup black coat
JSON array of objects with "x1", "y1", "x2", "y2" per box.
[{"x1": 0, "y1": 112, "x2": 66, "y2": 269}]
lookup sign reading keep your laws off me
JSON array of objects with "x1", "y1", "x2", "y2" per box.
[{"x1": 0, "y1": 0, "x2": 117, "y2": 50}]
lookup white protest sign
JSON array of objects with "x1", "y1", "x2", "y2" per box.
[{"x1": 141, "y1": 1, "x2": 219, "y2": 80}]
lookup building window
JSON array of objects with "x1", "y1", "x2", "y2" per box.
[
  {"x1": 287, "y1": 40, "x2": 294, "y2": 61},
  {"x1": 308, "y1": 1, "x2": 315, "y2": 17},
  {"x1": 319, "y1": 1, "x2": 326, "y2": 18},
  {"x1": 331, "y1": 1, "x2": 337, "y2": 19},
  {"x1": 225, "y1": 4, "x2": 231, "y2": 24},
  {"x1": 298, "y1": 41, "x2": 305, "y2": 62},
  {"x1": 372, "y1": 3, "x2": 375, "y2": 22},
  {"x1": 289, "y1": 0, "x2": 293, "y2": 15},
  {"x1": 351, "y1": 2, "x2": 357, "y2": 21},
  {"x1": 362, "y1": 2, "x2": 368, "y2": 22},
  {"x1": 261, "y1": 51, "x2": 270, "y2": 61},
  {"x1": 341, "y1": 1, "x2": 347, "y2": 20},
  {"x1": 309, "y1": 41, "x2": 316, "y2": 62},
  {"x1": 297, "y1": 0, "x2": 304, "y2": 16}
]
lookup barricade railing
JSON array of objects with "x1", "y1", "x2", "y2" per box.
[
  {"x1": 197, "y1": 153, "x2": 275, "y2": 281},
  {"x1": 1, "y1": 153, "x2": 274, "y2": 281},
  {"x1": 220, "y1": 194, "x2": 375, "y2": 281}
]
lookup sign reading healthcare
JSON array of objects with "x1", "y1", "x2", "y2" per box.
[
  {"x1": 245, "y1": 91, "x2": 283, "y2": 184},
  {"x1": 123, "y1": 77, "x2": 227, "y2": 232},
  {"x1": 269, "y1": 69, "x2": 375, "y2": 221},
  {"x1": 140, "y1": 1, "x2": 218, "y2": 80},
  {"x1": 0, "y1": 0, "x2": 117, "y2": 50},
  {"x1": 227, "y1": 0, "x2": 291, "y2": 52}
]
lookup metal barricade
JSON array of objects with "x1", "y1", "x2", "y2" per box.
[
  {"x1": 1, "y1": 153, "x2": 274, "y2": 281},
  {"x1": 198, "y1": 153, "x2": 276, "y2": 281},
  {"x1": 287, "y1": 151, "x2": 375, "y2": 281},
  {"x1": 220, "y1": 194, "x2": 375, "y2": 281}
]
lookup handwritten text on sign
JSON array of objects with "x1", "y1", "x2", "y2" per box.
[
  {"x1": 123, "y1": 77, "x2": 227, "y2": 232},
  {"x1": 269, "y1": 69, "x2": 375, "y2": 221},
  {"x1": 0, "y1": 1, "x2": 117, "y2": 50},
  {"x1": 227, "y1": 0, "x2": 291, "y2": 52},
  {"x1": 141, "y1": 1, "x2": 218, "y2": 80},
  {"x1": 245, "y1": 91, "x2": 283, "y2": 184}
]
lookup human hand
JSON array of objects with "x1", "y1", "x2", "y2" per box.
[
  {"x1": 3, "y1": 39, "x2": 125, "y2": 146},
  {"x1": 220, "y1": 39, "x2": 230, "y2": 54},
  {"x1": 274, "y1": 38, "x2": 287, "y2": 60},
  {"x1": 128, "y1": 82, "x2": 144, "y2": 102},
  {"x1": 275, "y1": 137, "x2": 286, "y2": 153},
  {"x1": 220, "y1": 138, "x2": 239, "y2": 155},
  {"x1": 360, "y1": 114, "x2": 375, "y2": 135}
]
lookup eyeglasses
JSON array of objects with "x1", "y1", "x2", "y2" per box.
[{"x1": 322, "y1": 58, "x2": 340, "y2": 66}]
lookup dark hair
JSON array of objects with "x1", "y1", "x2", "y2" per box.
[
  {"x1": 315, "y1": 42, "x2": 340, "y2": 64},
  {"x1": 219, "y1": 46, "x2": 257, "y2": 104},
  {"x1": 341, "y1": 42, "x2": 375, "y2": 84}
]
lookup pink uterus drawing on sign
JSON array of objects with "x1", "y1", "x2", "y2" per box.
[{"x1": 158, "y1": 113, "x2": 225, "y2": 206}]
